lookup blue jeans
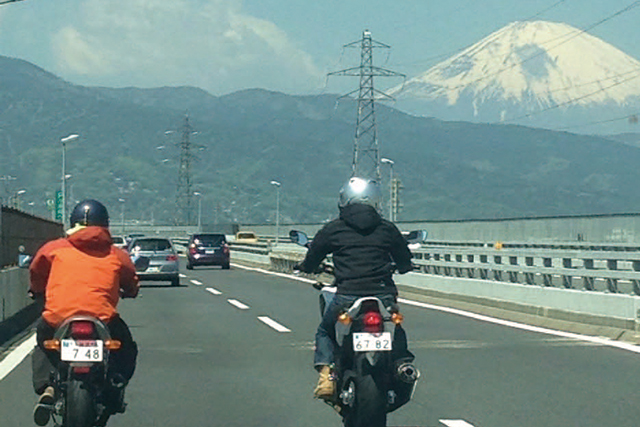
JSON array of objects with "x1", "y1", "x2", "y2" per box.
[{"x1": 314, "y1": 293, "x2": 413, "y2": 368}]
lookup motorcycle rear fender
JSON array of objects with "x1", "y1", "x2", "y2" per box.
[
  {"x1": 53, "y1": 315, "x2": 112, "y2": 341},
  {"x1": 335, "y1": 296, "x2": 396, "y2": 347}
]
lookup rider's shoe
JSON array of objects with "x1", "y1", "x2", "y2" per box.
[
  {"x1": 313, "y1": 365, "x2": 336, "y2": 400},
  {"x1": 33, "y1": 386, "x2": 55, "y2": 426}
]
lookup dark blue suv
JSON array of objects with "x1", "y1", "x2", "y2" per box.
[{"x1": 186, "y1": 233, "x2": 230, "y2": 270}]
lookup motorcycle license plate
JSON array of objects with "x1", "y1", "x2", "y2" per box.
[
  {"x1": 353, "y1": 332, "x2": 392, "y2": 352},
  {"x1": 60, "y1": 339, "x2": 104, "y2": 362}
]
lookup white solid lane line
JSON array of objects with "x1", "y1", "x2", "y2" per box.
[
  {"x1": 228, "y1": 299, "x2": 250, "y2": 310},
  {"x1": 190, "y1": 279, "x2": 203, "y2": 286},
  {"x1": 0, "y1": 333, "x2": 36, "y2": 382},
  {"x1": 258, "y1": 316, "x2": 291, "y2": 333},
  {"x1": 399, "y1": 297, "x2": 640, "y2": 354},
  {"x1": 206, "y1": 287, "x2": 222, "y2": 295},
  {"x1": 234, "y1": 264, "x2": 640, "y2": 354},
  {"x1": 440, "y1": 421, "x2": 476, "y2": 427}
]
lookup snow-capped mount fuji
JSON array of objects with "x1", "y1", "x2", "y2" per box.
[{"x1": 389, "y1": 21, "x2": 640, "y2": 134}]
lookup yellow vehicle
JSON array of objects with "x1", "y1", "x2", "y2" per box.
[{"x1": 234, "y1": 231, "x2": 259, "y2": 244}]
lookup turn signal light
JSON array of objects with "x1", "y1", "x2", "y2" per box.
[
  {"x1": 43, "y1": 339, "x2": 61, "y2": 351},
  {"x1": 337, "y1": 312, "x2": 352, "y2": 325},
  {"x1": 391, "y1": 312, "x2": 404, "y2": 325},
  {"x1": 104, "y1": 340, "x2": 122, "y2": 351}
]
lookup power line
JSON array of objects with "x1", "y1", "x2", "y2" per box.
[
  {"x1": 522, "y1": 0, "x2": 569, "y2": 21},
  {"x1": 553, "y1": 112, "x2": 640, "y2": 131},
  {"x1": 501, "y1": 66, "x2": 640, "y2": 123}
]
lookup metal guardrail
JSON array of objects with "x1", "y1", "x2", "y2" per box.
[
  {"x1": 411, "y1": 245, "x2": 640, "y2": 295},
  {"x1": 172, "y1": 234, "x2": 640, "y2": 297}
]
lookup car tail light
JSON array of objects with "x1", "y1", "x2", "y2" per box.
[
  {"x1": 223, "y1": 244, "x2": 230, "y2": 254},
  {"x1": 363, "y1": 311, "x2": 383, "y2": 333},
  {"x1": 71, "y1": 321, "x2": 94, "y2": 338},
  {"x1": 189, "y1": 247, "x2": 197, "y2": 255},
  {"x1": 166, "y1": 254, "x2": 178, "y2": 261}
]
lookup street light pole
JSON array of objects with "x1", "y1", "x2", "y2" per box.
[
  {"x1": 381, "y1": 158, "x2": 394, "y2": 221},
  {"x1": 60, "y1": 134, "x2": 79, "y2": 227},
  {"x1": 270, "y1": 181, "x2": 281, "y2": 245},
  {"x1": 194, "y1": 192, "x2": 202, "y2": 231},
  {"x1": 118, "y1": 198, "x2": 125, "y2": 234}
]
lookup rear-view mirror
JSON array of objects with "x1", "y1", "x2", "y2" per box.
[
  {"x1": 405, "y1": 230, "x2": 428, "y2": 245},
  {"x1": 289, "y1": 230, "x2": 310, "y2": 247}
]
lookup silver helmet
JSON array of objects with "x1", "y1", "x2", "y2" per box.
[{"x1": 338, "y1": 177, "x2": 382, "y2": 209}]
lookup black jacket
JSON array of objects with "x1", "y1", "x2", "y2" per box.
[{"x1": 297, "y1": 204, "x2": 412, "y2": 295}]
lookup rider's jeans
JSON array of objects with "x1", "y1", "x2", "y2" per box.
[{"x1": 314, "y1": 293, "x2": 414, "y2": 368}]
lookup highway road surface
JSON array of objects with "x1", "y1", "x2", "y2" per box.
[{"x1": 2, "y1": 263, "x2": 640, "y2": 426}]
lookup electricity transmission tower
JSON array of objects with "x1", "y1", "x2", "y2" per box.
[
  {"x1": 329, "y1": 30, "x2": 404, "y2": 181},
  {"x1": 174, "y1": 114, "x2": 202, "y2": 225}
]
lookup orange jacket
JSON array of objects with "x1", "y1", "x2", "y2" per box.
[{"x1": 29, "y1": 226, "x2": 139, "y2": 327}]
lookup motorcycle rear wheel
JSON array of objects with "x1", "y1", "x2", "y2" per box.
[
  {"x1": 343, "y1": 374, "x2": 387, "y2": 427},
  {"x1": 65, "y1": 380, "x2": 96, "y2": 427}
]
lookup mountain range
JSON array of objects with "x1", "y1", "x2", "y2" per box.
[
  {"x1": 3, "y1": 55, "x2": 640, "y2": 225},
  {"x1": 390, "y1": 21, "x2": 640, "y2": 135}
]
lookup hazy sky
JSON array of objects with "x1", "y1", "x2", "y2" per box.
[{"x1": 0, "y1": 0, "x2": 638, "y2": 96}]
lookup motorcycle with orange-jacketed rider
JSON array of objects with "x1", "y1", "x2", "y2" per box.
[
  {"x1": 291, "y1": 177, "x2": 425, "y2": 427},
  {"x1": 28, "y1": 199, "x2": 141, "y2": 427}
]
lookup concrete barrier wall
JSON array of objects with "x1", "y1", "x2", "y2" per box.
[
  {"x1": 242, "y1": 213, "x2": 640, "y2": 245},
  {"x1": 1, "y1": 206, "x2": 63, "y2": 268},
  {"x1": 0, "y1": 267, "x2": 31, "y2": 321}
]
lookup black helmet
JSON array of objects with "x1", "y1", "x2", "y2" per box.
[{"x1": 69, "y1": 199, "x2": 109, "y2": 228}]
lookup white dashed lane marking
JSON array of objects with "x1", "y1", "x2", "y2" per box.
[
  {"x1": 206, "y1": 287, "x2": 222, "y2": 295},
  {"x1": 440, "y1": 420, "x2": 477, "y2": 427},
  {"x1": 190, "y1": 280, "x2": 203, "y2": 286},
  {"x1": 258, "y1": 316, "x2": 291, "y2": 333},
  {"x1": 227, "y1": 299, "x2": 250, "y2": 310}
]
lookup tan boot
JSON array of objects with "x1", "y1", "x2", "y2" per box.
[
  {"x1": 34, "y1": 386, "x2": 55, "y2": 426},
  {"x1": 313, "y1": 365, "x2": 336, "y2": 400}
]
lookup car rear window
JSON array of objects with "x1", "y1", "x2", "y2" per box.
[
  {"x1": 133, "y1": 239, "x2": 172, "y2": 251},
  {"x1": 193, "y1": 235, "x2": 226, "y2": 246},
  {"x1": 237, "y1": 232, "x2": 256, "y2": 239},
  {"x1": 112, "y1": 236, "x2": 125, "y2": 244}
]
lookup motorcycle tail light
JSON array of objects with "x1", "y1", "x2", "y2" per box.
[
  {"x1": 44, "y1": 339, "x2": 61, "y2": 351},
  {"x1": 105, "y1": 339, "x2": 122, "y2": 350},
  {"x1": 71, "y1": 321, "x2": 95, "y2": 338},
  {"x1": 337, "y1": 312, "x2": 352, "y2": 325},
  {"x1": 166, "y1": 254, "x2": 178, "y2": 261},
  {"x1": 391, "y1": 312, "x2": 404, "y2": 325},
  {"x1": 363, "y1": 311, "x2": 383, "y2": 333}
]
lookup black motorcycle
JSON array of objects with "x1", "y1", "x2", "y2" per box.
[
  {"x1": 39, "y1": 315, "x2": 127, "y2": 427},
  {"x1": 290, "y1": 230, "x2": 423, "y2": 427}
]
